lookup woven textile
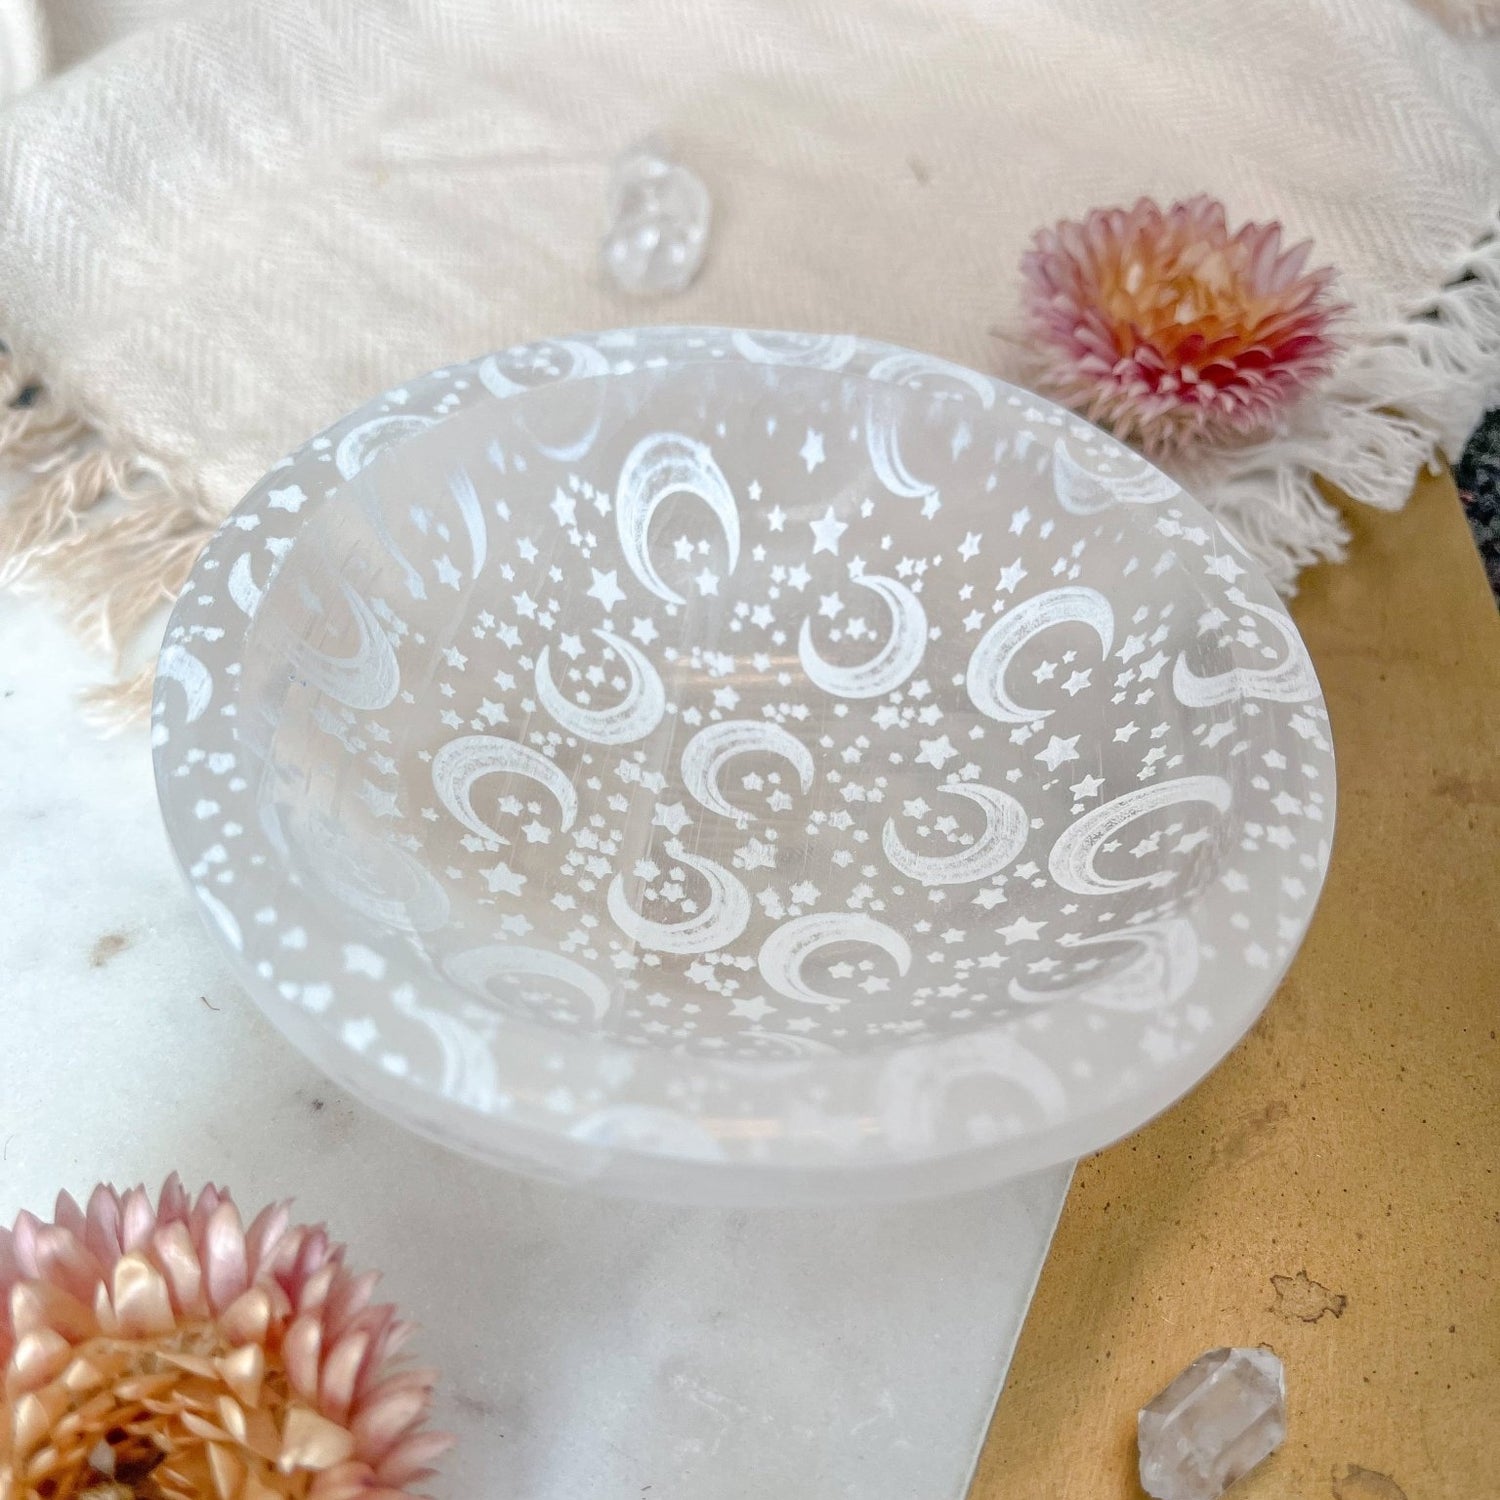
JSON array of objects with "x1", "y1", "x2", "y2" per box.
[{"x1": 1, "y1": 0, "x2": 1497, "y2": 712}]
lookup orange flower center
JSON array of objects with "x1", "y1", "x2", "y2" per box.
[
  {"x1": 8, "y1": 1325, "x2": 350, "y2": 1500},
  {"x1": 1099, "y1": 242, "x2": 1272, "y2": 370}
]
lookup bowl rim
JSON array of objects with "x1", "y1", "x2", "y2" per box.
[{"x1": 152, "y1": 325, "x2": 1337, "y2": 1199}]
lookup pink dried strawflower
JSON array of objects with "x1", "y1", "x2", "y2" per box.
[
  {"x1": 1021, "y1": 195, "x2": 1344, "y2": 454},
  {"x1": 0, "y1": 1178, "x2": 450, "y2": 1500}
]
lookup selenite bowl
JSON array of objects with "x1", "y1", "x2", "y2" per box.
[{"x1": 153, "y1": 328, "x2": 1335, "y2": 1205}]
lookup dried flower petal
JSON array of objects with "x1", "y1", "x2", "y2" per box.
[
  {"x1": 12, "y1": 1283, "x2": 92, "y2": 1344},
  {"x1": 110, "y1": 1255, "x2": 175, "y2": 1339},
  {"x1": 318, "y1": 1331, "x2": 370, "y2": 1426},
  {"x1": 34, "y1": 1230, "x2": 102, "y2": 1308},
  {"x1": 215, "y1": 1345, "x2": 265, "y2": 1410},
  {"x1": 244, "y1": 1203, "x2": 291, "y2": 1283},
  {"x1": 1, "y1": 1180, "x2": 449, "y2": 1500},
  {"x1": 202, "y1": 1201, "x2": 249, "y2": 1316},
  {"x1": 6, "y1": 1332, "x2": 70, "y2": 1401},
  {"x1": 8, "y1": 1220, "x2": 41, "y2": 1282},
  {"x1": 219, "y1": 1287, "x2": 273, "y2": 1349},
  {"x1": 378, "y1": 1429, "x2": 454, "y2": 1488},
  {"x1": 149, "y1": 1222, "x2": 206, "y2": 1320},
  {"x1": 119, "y1": 1189, "x2": 155, "y2": 1255},
  {"x1": 51, "y1": 1197, "x2": 86, "y2": 1245},
  {"x1": 206, "y1": 1440, "x2": 245, "y2": 1500},
  {"x1": 282, "y1": 1316, "x2": 323, "y2": 1406},
  {"x1": 1020, "y1": 195, "x2": 1344, "y2": 453},
  {"x1": 280, "y1": 1406, "x2": 357, "y2": 1473}
]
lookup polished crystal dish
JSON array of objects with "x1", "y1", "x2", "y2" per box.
[{"x1": 153, "y1": 328, "x2": 1334, "y2": 1204}]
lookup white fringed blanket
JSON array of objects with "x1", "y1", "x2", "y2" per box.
[{"x1": 1, "y1": 0, "x2": 1497, "y2": 713}]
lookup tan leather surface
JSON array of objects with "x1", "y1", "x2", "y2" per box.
[{"x1": 972, "y1": 470, "x2": 1500, "y2": 1500}]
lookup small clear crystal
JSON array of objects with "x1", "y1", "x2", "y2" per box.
[
  {"x1": 601, "y1": 139, "x2": 711, "y2": 296},
  {"x1": 1138, "y1": 1347, "x2": 1286, "y2": 1500}
]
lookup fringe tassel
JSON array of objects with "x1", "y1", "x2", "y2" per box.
[
  {"x1": 79, "y1": 663, "x2": 161, "y2": 734},
  {"x1": 1179, "y1": 210, "x2": 1500, "y2": 593},
  {"x1": 0, "y1": 448, "x2": 130, "y2": 587},
  {"x1": 0, "y1": 345, "x2": 216, "y2": 726},
  {"x1": 43, "y1": 500, "x2": 216, "y2": 660}
]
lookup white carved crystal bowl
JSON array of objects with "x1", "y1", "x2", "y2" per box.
[{"x1": 153, "y1": 328, "x2": 1335, "y2": 1205}]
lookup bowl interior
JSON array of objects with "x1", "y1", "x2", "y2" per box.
[
  {"x1": 156, "y1": 330, "x2": 1334, "y2": 1197},
  {"x1": 249, "y1": 360, "x2": 1231, "y2": 1052}
]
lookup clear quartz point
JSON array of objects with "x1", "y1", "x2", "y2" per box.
[
  {"x1": 601, "y1": 138, "x2": 711, "y2": 296},
  {"x1": 1138, "y1": 1347, "x2": 1286, "y2": 1500}
]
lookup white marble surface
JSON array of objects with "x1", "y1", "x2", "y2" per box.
[{"x1": 0, "y1": 592, "x2": 1070, "y2": 1499}]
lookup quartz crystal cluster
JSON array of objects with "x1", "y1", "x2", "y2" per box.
[
  {"x1": 601, "y1": 139, "x2": 711, "y2": 296},
  {"x1": 1138, "y1": 1346, "x2": 1287, "y2": 1500}
]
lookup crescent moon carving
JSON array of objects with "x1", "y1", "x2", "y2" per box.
[
  {"x1": 287, "y1": 582, "x2": 400, "y2": 711},
  {"x1": 1047, "y1": 776, "x2": 1233, "y2": 897},
  {"x1": 334, "y1": 414, "x2": 434, "y2": 480},
  {"x1": 1172, "y1": 589, "x2": 1320, "y2": 707},
  {"x1": 478, "y1": 339, "x2": 610, "y2": 398},
  {"x1": 1052, "y1": 437, "x2": 1181, "y2": 515},
  {"x1": 290, "y1": 813, "x2": 450, "y2": 935},
  {"x1": 606, "y1": 840, "x2": 752, "y2": 955},
  {"x1": 352, "y1": 463, "x2": 485, "y2": 603},
  {"x1": 227, "y1": 548, "x2": 288, "y2": 620},
  {"x1": 534, "y1": 629, "x2": 666, "y2": 745},
  {"x1": 156, "y1": 644, "x2": 213, "y2": 723},
  {"x1": 431, "y1": 734, "x2": 579, "y2": 842},
  {"x1": 881, "y1": 781, "x2": 1031, "y2": 886},
  {"x1": 966, "y1": 586, "x2": 1115, "y2": 725},
  {"x1": 866, "y1": 351, "x2": 998, "y2": 408},
  {"x1": 729, "y1": 331, "x2": 859, "y2": 370},
  {"x1": 866, "y1": 410, "x2": 935, "y2": 502},
  {"x1": 478, "y1": 339, "x2": 611, "y2": 400},
  {"x1": 615, "y1": 432, "x2": 740, "y2": 606},
  {"x1": 448, "y1": 467, "x2": 487, "y2": 578},
  {"x1": 878, "y1": 1033, "x2": 1067, "y2": 1147},
  {"x1": 390, "y1": 984, "x2": 498, "y2": 1111},
  {"x1": 865, "y1": 352, "x2": 997, "y2": 504},
  {"x1": 1007, "y1": 918, "x2": 1200, "y2": 1011},
  {"x1": 445, "y1": 943, "x2": 614, "y2": 1025},
  {"x1": 798, "y1": 571, "x2": 927, "y2": 700},
  {"x1": 477, "y1": 339, "x2": 612, "y2": 462},
  {"x1": 680, "y1": 720, "x2": 815, "y2": 825},
  {"x1": 348, "y1": 846, "x2": 450, "y2": 936},
  {"x1": 757, "y1": 912, "x2": 912, "y2": 1007},
  {"x1": 228, "y1": 554, "x2": 261, "y2": 618}
]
